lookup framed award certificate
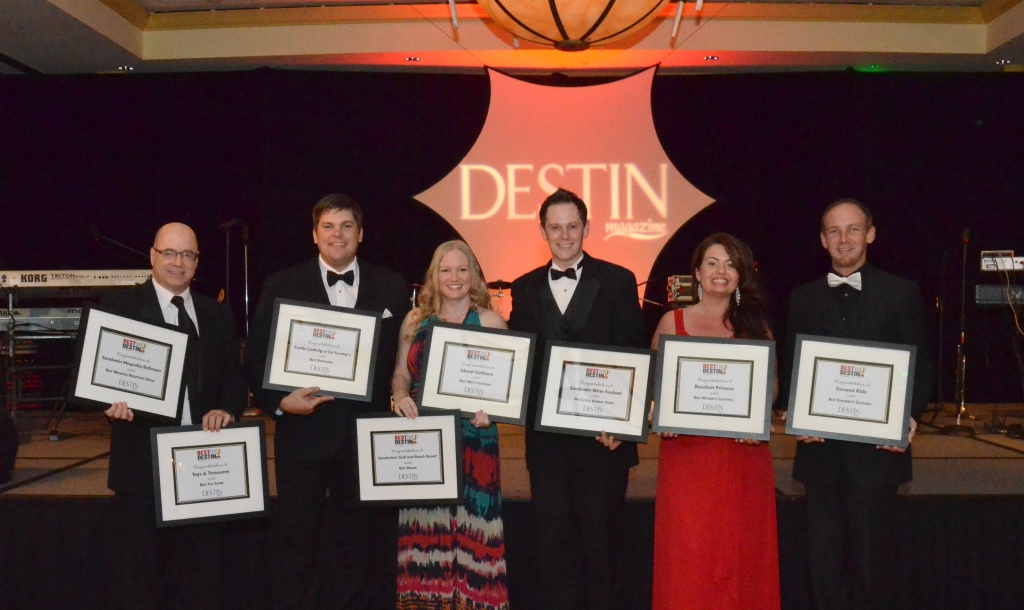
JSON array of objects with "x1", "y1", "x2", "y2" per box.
[
  {"x1": 70, "y1": 306, "x2": 188, "y2": 421},
  {"x1": 417, "y1": 322, "x2": 536, "y2": 425},
  {"x1": 534, "y1": 341, "x2": 655, "y2": 443},
  {"x1": 652, "y1": 335, "x2": 776, "y2": 441},
  {"x1": 262, "y1": 298, "x2": 381, "y2": 401},
  {"x1": 150, "y1": 421, "x2": 270, "y2": 527},
  {"x1": 354, "y1": 411, "x2": 464, "y2": 506},
  {"x1": 786, "y1": 334, "x2": 916, "y2": 447}
]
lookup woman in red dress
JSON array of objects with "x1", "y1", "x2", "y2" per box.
[{"x1": 651, "y1": 233, "x2": 780, "y2": 610}]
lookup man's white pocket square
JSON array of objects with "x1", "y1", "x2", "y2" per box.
[{"x1": 383, "y1": 309, "x2": 393, "y2": 319}]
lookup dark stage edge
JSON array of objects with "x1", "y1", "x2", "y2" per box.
[{"x1": 2, "y1": 495, "x2": 1024, "y2": 610}]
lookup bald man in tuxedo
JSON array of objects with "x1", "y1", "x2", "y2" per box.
[{"x1": 103, "y1": 222, "x2": 246, "y2": 610}]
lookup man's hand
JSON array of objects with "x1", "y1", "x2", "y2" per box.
[
  {"x1": 279, "y1": 387, "x2": 334, "y2": 415},
  {"x1": 202, "y1": 409, "x2": 234, "y2": 432},
  {"x1": 105, "y1": 402, "x2": 134, "y2": 422},
  {"x1": 780, "y1": 410, "x2": 824, "y2": 443},
  {"x1": 877, "y1": 417, "x2": 917, "y2": 453},
  {"x1": 595, "y1": 431, "x2": 622, "y2": 451}
]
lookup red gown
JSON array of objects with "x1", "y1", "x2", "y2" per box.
[{"x1": 651, "y1": 309, "x2": 781, "y2": 610}]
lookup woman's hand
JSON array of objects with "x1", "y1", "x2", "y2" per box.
[
  {"x1": 470, "y1": 410, "x2": 491, "y2": 428},
  {"x1": 393, "y1": 395, "x2": 418, "y2": 419}
]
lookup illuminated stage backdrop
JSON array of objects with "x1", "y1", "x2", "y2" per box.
[{"x1": 415, "y1": 68, "x2": 714, "y2": 312}]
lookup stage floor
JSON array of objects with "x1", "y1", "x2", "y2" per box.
[{"x1": 4, "y1": 405, "x2": 1024, "y2": 499}]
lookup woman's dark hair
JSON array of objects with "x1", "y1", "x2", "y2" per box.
[{"x1": 691, "y1": 232, "x2": 771, "y2": 340}]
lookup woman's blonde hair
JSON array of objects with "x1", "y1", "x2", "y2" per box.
[{"x1": 410, "y1": 240, "x2": 491, "y2": 334}]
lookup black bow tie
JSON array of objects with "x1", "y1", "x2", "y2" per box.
[
  {"x1": 327, "y1": 270, "x2": 355, "y2": 287},
  {"x1": 550, "y1": 267, "x2": 578, "y2": 281}
]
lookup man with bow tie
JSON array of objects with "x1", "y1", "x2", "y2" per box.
[
  {"x1": 246, "y1": 194, "x2": 411, "y2": 610},
  {"x1": 782, "y1": 198, "x2": 934, "y2": 610},
  {"x1": 509, "y1": 188, "x2": 645, "y2": 610}
]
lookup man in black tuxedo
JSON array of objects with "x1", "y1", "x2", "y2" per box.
[
  {"x1": 783, "y1": 199, "x2": 934, "y2": 610},
  {"x1": 103, "y1": 222, "x2": 246, "y2": 610},
  {"x1": 246, "y1": 194, "x2": 411, "y2": 610},
  {"x1": 508, "y1": 188, "x2": 645, "y2": 610}
]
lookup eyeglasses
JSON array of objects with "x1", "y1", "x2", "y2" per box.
[{"x1": 154, "y1": 249, "x2": 200, "y2": 263}]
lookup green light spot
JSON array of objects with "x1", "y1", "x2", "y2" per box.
[{"x1": 853, "y1": 64, "x2": 887, "y2": 73}]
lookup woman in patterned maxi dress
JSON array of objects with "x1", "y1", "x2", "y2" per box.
[{"x1": 392, "y1": 240, "x2": 510, "y2": 610}]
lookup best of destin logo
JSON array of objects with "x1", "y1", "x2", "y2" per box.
[
  {"x1": 196, "y1": 449, "x2": 221, "y2": 461},
  {"x1": 840, "y1": 365, "x2": 866, "y2": 377},
  {"x1": 394, "y1": 434, "x2": 418, "y2": 445},
  {"x1": 122, "y1": 338, "x2": 146, "y2": 353},
  {"x1": 702, "y1": 363, "x2": 728, "y2": 374},
  {"x1": 586, "y1": 368, "x2": 610, "y2": 379},
  {"x1": 312, "y1": 327, "x2": 336, "y2": 340},
  {"x1": 467, "y1": 349, "x2": 491, "y2": 361}
]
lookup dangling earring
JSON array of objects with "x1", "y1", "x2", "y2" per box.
[
  {"x1": 697, "y1": 284, "x2": 704, "y2": 300},
  {"x1": 734, "y1": 288, "x2": 741, "y2": 305}
]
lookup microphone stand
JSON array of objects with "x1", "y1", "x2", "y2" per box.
[
  {"x1": 926, "y1": 252, "x2": 947, "y2": 425},
  {"x1": 243, "y1": 224, "x2": 251, "y2": 337},
  {"x1": 942, "y1": 229, "x2": 976, "y2": 436},
  {"x1": 90, "y1": 225, "x2": 150, "y2": 263}
]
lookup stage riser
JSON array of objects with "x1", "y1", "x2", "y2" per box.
[{"x1": 1, "y1": 497, "x2": 1021, "y2": 610}]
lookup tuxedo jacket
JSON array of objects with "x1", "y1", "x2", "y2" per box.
[
  {"x1": 509, "y1": 252, "x2": 646, "y2": 472},
  {"x1": 100, "y1": 280, "x2": 247, "y2": 496},
  {"x1": 245, "y1": 258, "x2": 411, "y2": 462},
  {"x1": 783, "y1": 263, "x2": 935, "y2": 487}
]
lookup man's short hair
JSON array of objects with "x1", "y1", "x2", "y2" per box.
[
  {"x1": 539, "y1": 188, "x2": 588, "y2": 226},
  {"x1": 312, "y1": 194, "x2": 364, "y2": 230},
  {"x1": 821, "y1": 198, "x2": 873, "y2": 233}
]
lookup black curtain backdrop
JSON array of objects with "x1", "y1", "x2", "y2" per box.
[{"x1": 1, "y1": 69, "x2": 1023, "y2": 401}]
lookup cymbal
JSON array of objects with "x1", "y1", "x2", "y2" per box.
[{"x1": 487, "y1": 280, "x2": 512, "y2": 290}]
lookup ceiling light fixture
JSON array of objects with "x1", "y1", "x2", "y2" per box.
[
  {"x1": 117, "y1": 66, "x2": 133, "y2": 71},
  {"x1": 703, "y1": 56, "x2": 718, "y2": 61},
  {"x1": 996, "y1": 59, "x2": 1012, "y2": 65},
  {"x1": 477, "y1": 0, "x2": 670, "y2": 52},
  {"x1": 405, "y1": 57, "x2": 420, "y2": 62}
]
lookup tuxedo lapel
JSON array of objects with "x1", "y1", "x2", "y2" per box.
[
  {"x1": 137, "y1": 280, "x2": 166, "y2": 326},
  {"x1": 846, "y1": 264, "x2": 879, "y2": 333},
  {"x1": 563, "y1": 271, "x2": 599, "y2": 336},
  {"x1": 354, "y1": 261, "x2": 377, "y2": 310},
  {"x1": 299, "y1": 259, "x2": 332, "y2": 305},
  {"x1": 526, "y1": 269, "x2": 571, "y2": 340},
  {"x1": 808, "y1": 278, "x2": 830, "y2": 333}
]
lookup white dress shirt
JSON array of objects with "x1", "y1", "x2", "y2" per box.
[
  {"x1": 548, "y1": 254, "x2": 584, "y2": 314},
  {"x1": 152, "y1": 281, "x2": 199, "y2": 425},
  {"x1": 319, "y1": 256, "x2": 360, "y2": 308}
]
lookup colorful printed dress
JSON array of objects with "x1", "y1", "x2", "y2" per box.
[{"x1": 396, "y1": 311, "x2": 510, "y2": 610}]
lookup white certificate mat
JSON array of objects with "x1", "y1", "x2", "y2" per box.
[
  {"x1": 535, "y1": 342, "x2": 654, "y2": 443},
  {"x1": 71, "y1": 306, "x2": 188, "y2": 421},
  {"x1": 151, "y1": 422, "x2": 269, "y2": 527},
  {"x1": 652, "y1": 335, "x2": 775, "y2": 441},
  {"x1": 418, "y1": 323, "x2": 536, "y2": 425},
  {"x1": 355, "y1": 411, "x2": 464, "y2": 506},
  {"x1": 263, "y1": 299, "x2": 381, "y2": 401},
  {"x1": 786, "y1": 334, "x2": 916, "y2": 447}
]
